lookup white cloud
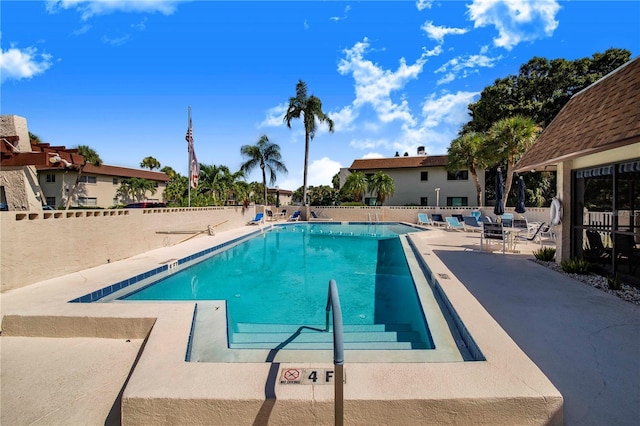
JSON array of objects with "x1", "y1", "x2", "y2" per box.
[
  {"x1": 101, "y1": 34, "x2": 131, "y2": 46},
  {"x1": 72, "y1": 24, "x2": 92, "y2": 36},
  {"x1": 421, "y1": 91, "x2": 478, "y2": 129},
  {"x1": 329, "y1": 105, "x2": 358, "y2": 132},
  {"x1": 304, "y1": 19, "x2": 309, "y2": 30},
  {"x1": 337, "y1": 38, "x2": 430, "y2": 128},
  {"x1": 416, "y1": 1, "x2": 432, "y2": 11},
  {"x1": 421, "y1": 21, "x2": 468, "y2": 44},
  {"x1": 45, "y1": 0, "x2": 191, "y2": 21},
  {"x1": 362, "y1": 152, "x2": 385, "y2": 159},
  {"x1": 330, "y1": 5, "x2": 351, "y2": 22},
  {"x1": 349, "y1": 138, "x2": 389, "y2": 150},
  {"x1": 435, "y1": 52, "x2": 502, "y2": 84},
  {"x1": 259, "y1": 103, "x2": 288, "y2": 128},
  {"x1": 467, "y1": 0, "x2": 560, "y2": 50},
  {"x1": 308, "y1": 157, "x2": 342, "y2": 186},
  {"x1": 0, "y1": 44, "x2": 54, "y2": 83}
]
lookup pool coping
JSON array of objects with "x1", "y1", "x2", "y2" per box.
[{"x1": 0, "y1": 223, "x2": 563, "y2": 425}]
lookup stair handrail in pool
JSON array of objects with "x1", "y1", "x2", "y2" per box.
[{"x1": 325, "y1": 279, "x2": 344, "y2": 426}]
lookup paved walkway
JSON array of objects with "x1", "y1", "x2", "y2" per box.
[{"x1": 426, "y1": 231, "x2": 640, "y2": 426}]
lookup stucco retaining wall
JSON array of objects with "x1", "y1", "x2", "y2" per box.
[{"x1": 1, "y1": 206, "x2": 255, "y2": 292}]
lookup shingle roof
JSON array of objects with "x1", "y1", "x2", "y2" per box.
[
  {"x1": 37, "y1": 163, "x2": 170, "y2": 182},
  {"x1": 515, "y1": 57, "x2": 640, "y2": 172},
  {"x1": 349, "y1": 155, "x2": 448, "y2": 171}
]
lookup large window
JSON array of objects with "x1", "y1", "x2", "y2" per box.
[
  {"x1": 420, "y1": 171, "x2": 428, "y2": 181},
  {"x1": 78, "y1": 197, "x2": 97, "y2": 207},
  {"x1": 447, "y1": 170, "x2": 468, "y2": 180},
  {"x1": 46, "y1": 196, "x2": 56, "y2": 206},
  {"x1": 572, "y1": 159, "x2": 639, "y2": 284},
  {"x1": 79, "y1": 175, "x2": 97, "y2": 184},
  {"x1": 447, "y1": 197, "x2": 468, "y2": 207}
]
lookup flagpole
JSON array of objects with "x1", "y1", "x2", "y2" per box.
[{"x1": 187, "y1": 106, "x2": 191, "y2": 208}]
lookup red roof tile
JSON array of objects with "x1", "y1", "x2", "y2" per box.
[
  {"x1": 515, "y1": 57, "x2": 640, "y2": 172},
  {"x1": 349, "y1": 155, "x2": 448, "y2": 171}
]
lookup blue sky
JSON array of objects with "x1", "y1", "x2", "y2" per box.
[{"x1": 2, "y1": 1, "x2": 639, "y2": 191}]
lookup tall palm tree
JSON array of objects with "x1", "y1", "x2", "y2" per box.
[
  {"x1": 447, "y1": 132, "x2": 489, "y2": 207},
  {"x1": 240, "y1": 134, "x2": 288, "y2": 205},
  {"x1": 368, "y1": 171, "x2": 395, "y2": 206},
  {"x1": 343, "y1": 171, "x2": 368, "y2": 204},
  {"x1": 284, "y1": 80, "x2": 334, "y2": 206},
  {"x1": 487, "y1": 115, "x2": 541, "y2": 208}
]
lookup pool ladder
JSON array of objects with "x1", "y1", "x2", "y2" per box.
[
  {"x1": 367, "y1": 213, "x2": 380, "y2": 223},
  {"x1": 326, "y1": 279, "x2": 344, "y2": 426}
]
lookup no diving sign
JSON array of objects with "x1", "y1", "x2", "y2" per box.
[{"x1": 279, "y1": 368, "x2": 344, "y2": 385}]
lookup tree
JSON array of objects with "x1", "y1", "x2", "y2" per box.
[
  {"x1": 116, "y1": 178, "x2": 157, "y2": 203},
  {"x1": 463, "y1": 48, "x2": 631, "y2": 133},
  {"x1": 164, "y1": 174, "x2": 188, "y2": 206},
  {"x1": 368, "y1": 171, "x2": 395, "y2": 206},
  {"x1": 343, "y1": 171, "x2": 368, "y2": 204},
  {"x1": 447, "y1": 132, "x2": 489, "y2": 207},
  {"x1": 160, "y1": 166, "x2": 177, "y2": 179},
  {"x1": 284, "y1": 80, "x2": 334, "y2": 206},
  {"x1": 331, "y1": 173, "x2": 341, "y2": 190},
  {"x1": 29, "y1": 132, "x2": 43, "y2": 143},
  {"x1": 485, "y1": 116, "x2": 541, "y2": 209},
  {"x1": 240, "y1": 134, "x2": 288, "y2": 205},
  {"x1": 140, "y1": 156, "x2": 161, "y2": 170},
  {"x1": 65, "y1": 145, "x2": 103, "y2": 209}
]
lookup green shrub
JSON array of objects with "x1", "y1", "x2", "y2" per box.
[
  {"x1": 560, "y1": 258, "x2": 592, "y2": 274},
  {"x1": 533, "y1": 247, "x2": 556, "y2": 261},
  {"x1": 607, "y1": 274, "x2": 621, "y2": 291}
]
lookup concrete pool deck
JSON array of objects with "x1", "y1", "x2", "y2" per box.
[{"x1": 0, "y1": 224, "x2": 583, "y2": 424}]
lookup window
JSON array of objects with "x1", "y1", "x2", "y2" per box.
[
  {"x1": 113, "y1": 178, "x2": 118, "y2": 185},
  {"x1": 447, "y1": 170, "x2": 468, "y2": 181},
  {"x1": 78, "y1": 197, "x2": 97, "y2": 206},
  {"x1": 420, "y1": 171, "x2": 428, "y2": 181},
  {"x1": 154, "y1": 182, "x2": 159, "y2": 188},
  {"x1": 46, "y1": 174, "x2": 56, "y2": 183},
  {"x1": 420, "y1": 197, "x2": 428, "y2": 206},
  {"x1": 79, "y1": 176, "x2": 97, "y2": 184},
  {"x1": 364, "y1": 197, "x2": 377, "y2": 206},
  {"x1": 447, "y1": 197, "x2": 468, "y2": 207},
  {"x1": 46, "y1": 196, "x2": 56, "y2": 206}
]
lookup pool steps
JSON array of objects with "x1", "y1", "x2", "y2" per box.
[{"x1": 229, "y1": 322, "x2": 429, "y2": 350}]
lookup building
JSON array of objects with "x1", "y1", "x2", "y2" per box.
[
  {"x1": 1, "y1": 115, "x2": 169, "y2": 210},
  {"x1": 346, "y1": 149, "x2": 486, "y2": 207},
  {"x1": 515, "y1": 57, "x2": 639, "y2": 283}
]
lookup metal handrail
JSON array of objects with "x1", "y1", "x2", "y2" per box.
[{"x1": 325, "y1": 279, "x2": 344, "y2": 426}]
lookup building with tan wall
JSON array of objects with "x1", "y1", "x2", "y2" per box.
[{"x1": 347, "y1": 152, "x2": 486, "y2": 207}]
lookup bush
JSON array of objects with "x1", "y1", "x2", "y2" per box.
[
  {"x1": 560, "y1": 258, "x2": 592, "y2": 274},
  {"x1": 607, "y1": 274, "x2": 621, "y2": 291},
  {"x1": 533, "y1": 247, "x2": 556, "y2": 261}
]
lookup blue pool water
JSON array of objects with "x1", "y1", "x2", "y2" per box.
[{"x1": 124, "y1": 223, "x2": 431, "y2": 348}]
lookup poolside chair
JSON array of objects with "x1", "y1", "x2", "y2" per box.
[
  {"x1": 462, "y1": 216, "x2": 482, "y2": 232},
  {"x1": 470, "y1": 211, "x2": 481, "y2": 220},
  {"x1": 516, "y1": 221, "x2": 547, "y2": 246},
  {"x1": 614, "y1": 233, "x2": 639, "y2": 273},
  {"x1": 417, "y1": 213, "x2": 432, "y2": 226},
  {"x1": 279, "y1": 209, "x2": 288, "y2": 220},
  {"x1": 452, "y1": 214, "x2": 464, "y2": 223},
  {"x1": 310, "y1": 211, "x2": 333, "y2": 221},
  {"x1": 288, "y1": 211, "x2": 301, "y2": 221},
  {"x1": 431, "y1": 213, "x2": 447, "y2": 227},
  {"x1": 481, "y1": 222, "x2": 506, "y2": 254},
  {"x1": 501, "y1": 213, "x2": 514, "y2": 227},
  {"x1": 585, "y1": 230, "x2": 611, "y2": 261},
  {"x1": 445, "y1": 216, "x2": 465, "y2": 231},
  {"x1": 265, "y1": 210, "x2": 276, "y2": 221},
  {"x1": 248, "y1": 212, "x2": 264, "y2": 225}
]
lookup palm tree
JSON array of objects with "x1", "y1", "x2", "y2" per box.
[
  {"x1": 240, "y1": 135, "x2": 288, "y2": 205},
  {"x1": 486, "y1": 115, "x2": 541, "y2": 208},
  {"x1": 65, "y1": 145, "x2": 103, "y2": 209},
  {"x1": 140, "y1": 156, "x2": 161, "y2": 170},
  {"x1": 368, "y1": 171, "x2": 395, "y2": 206},
  {"x1": 284, "y1": 80, "x2": 334, "y2": 206},
  {"x1": 447, "y1": 132, "x2": 489, "y2": 207},
  {"x1": 343, "y1": 171, "x2": 368, "y2": 204}
]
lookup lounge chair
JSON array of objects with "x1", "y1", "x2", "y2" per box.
[
  {"x1": 452, "y1": 214, "x2": 464, "y2": 223},
  {"x1": 310, "y1": 211, "x2": 333, "y2": 221},
  {"x1": 288, "y1": 211, "x2": 301, "y2": 221},
  {"x1": 470, "y1": 211, "x2": 481, "y2": 220},
  {"x1": 481, "y1": 222, "x2": 506, "y2": 254},
  {"x1": 516, "y1": 221, "x2": 547, "y2": 246},
  {"x1": 501, "y1": 213, "x2": 514, "y2": 227},
  {"x1": 431, "y1": 213, "x2": 447, "y2": 227},
  {"x1": 265, "y1": 210, "x2": 276, "y2": 221},
  {"x1": 248, "y1": 213, "x2": 264, "y2": 225},
  {"x1": 585, "y1": 230, "x2": 611, "y2": 262},
  {"x1": 462, "y1": 216, "x2": 482, "y2": 232},
  {"x1": 614, "y1": 233, "x2": 639, "y2": 273},
  {"x1": 279, "y1": 209, "x2": 287, "y2": 220},
  {"x1": 445, "y1": 216, "x2": 465, "y2": 231},
  {"x1": 417, "y1": 213, "x2": 431, "y2": 226}
]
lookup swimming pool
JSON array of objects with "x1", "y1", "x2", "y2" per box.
[{"x1": 72, "y1": 222, "x2": 470, "y2": 362}]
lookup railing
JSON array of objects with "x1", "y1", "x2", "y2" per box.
[{"x1": 325, "y1": 279, "x2": 344, "y2": 426}]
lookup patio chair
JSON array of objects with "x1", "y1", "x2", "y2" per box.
[
  {"x1": 470, "y1": 211, "x2": 481, "y2": 220},
  {"x1": 417, "y1": 213, "x2": 432, "y2": 226},
  {"x1": 311, "y1": 211, "x2": 333, "y2": 221},
  {"x1": 248, "y1": 212, "x2": 264, "y2": 225},
  {"x1": 452, "y1": 214, "x2": 464, "y2": 223},
  {"x1": 585, "y1": 230, "x2": 611, "y2": 261},
  {"x1": 481, "y1": 222, "x2": 506, "y2": 254},
  {"x1": 540, "y1": 224, "x2": 555, "y2": 241},
  {"x1": 431, "y1": 213, "x2": 447, "y2": 227},
  {"x1": 279, "y1": 209, "x2": 288, "y2": 220},
  {"x1": 501, "y1": 213, "x2": 514, "y2": 227},
  {"x1": 614, "y1": 233, "x2": 639, "y2": 273},
  {"x1": 288, "y1": 211, "x2": 301, "y2": 221},
  {"x1": 445, "y1": 216, "x2": 465, "y2": 231},
  {"x1": 265, "y1": 210, "x2": 276, "y2": 221},
  {"x1": 516, "y1": 221, "x2": 547, "y2": 246},
  {"x1": 462, "y1": 216, "x2": 483, "y2": 232}
]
